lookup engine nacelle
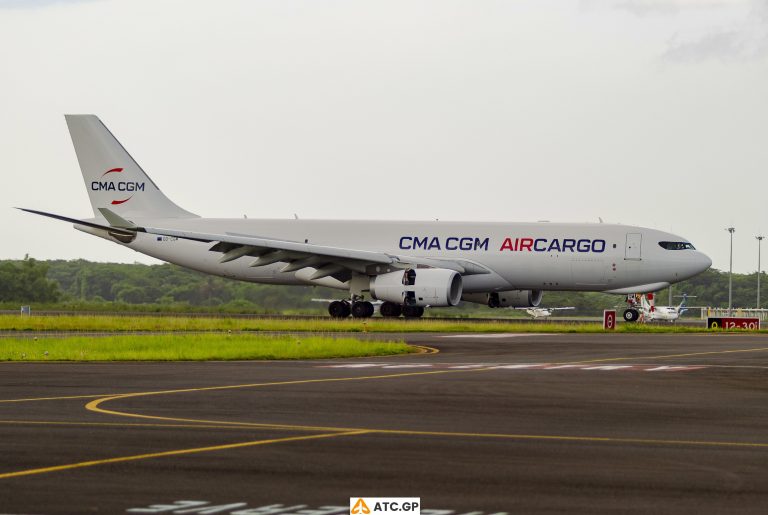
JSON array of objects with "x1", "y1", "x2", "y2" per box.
[
  {"x1": 462, "y1": 289, "x2": 543, "y2": 308},
  {"x1": 370, "y1": 268, "x2": 463, "y2": 307}
]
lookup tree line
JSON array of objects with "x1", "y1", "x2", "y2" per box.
[{"x1": 0, "y1": 257, "x2": 765, "y2": 316}]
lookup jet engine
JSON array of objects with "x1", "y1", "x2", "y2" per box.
[
  {"x1": 370, "y1": 268, "x2": 463, "y2": 307},
  {"x1": 462, "y1": 289, "x2": 543, "y2": 308}
]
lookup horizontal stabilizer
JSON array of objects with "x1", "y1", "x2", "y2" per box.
[
  {"x1": 16, "y1": 208, "x2": 136, "y2": 237},
  {"x1": 97, "y1": 208, "x2": 138, "y2": 229}
]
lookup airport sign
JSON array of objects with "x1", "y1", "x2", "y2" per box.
[{"x1": 706, "y1": 317, "x2": 760, "y2": 330}]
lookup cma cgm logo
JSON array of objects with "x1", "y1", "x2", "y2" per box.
[
  {"x1": 399, "y1": 236, "x2": 606, "y2": 253},
  {"x1": 90, "y1": 168, "x2": 145, "y2": 205}
]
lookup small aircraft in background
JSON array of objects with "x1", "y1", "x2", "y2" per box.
[
  {"x1": 516, "y1": 306, "x2": 576, "y2": 319},
  {"x1": 623, "y1": 293, "x2": 695, "y2": 322}
]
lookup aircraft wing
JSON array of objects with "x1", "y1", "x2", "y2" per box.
[
  {"x1": 140, "y1": 227, "x2": 490, "y2": 280},
  {"x1": 19, "y1": 208, "x2": 491, "y2": 283},
  {"x1": 141, "y1": 225, "x2": 492, "y2": 282}
]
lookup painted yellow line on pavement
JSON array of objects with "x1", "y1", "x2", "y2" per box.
[
  {"x1": 79, "y1": 352, "x2": 768, "y2": 451},
  {"x1": 77, "y1": 406, "x2": 768, "y2": 450},
  {"x1": 373, "y1": 429, "x2": 768, "y2": 448},
  {"x1": 84, "y1": 367, "x2": 499, "y2": 430},
  {"x1": 0, "y1": 393, "x2": 117, "y2": 403},
  {"x1": 0, "y1": 420, "x2": 282, "y2": 430},
  {"x1": 87, "y1": 367, "x2": 490, "y2": 406},
  {"x1": 4, "y1": 345, "x2": 762, "y2": 404},
  {"x1": 4, "y1": 344, "x2": 768, "y2": 481},
  {"x1": 85, "y1": 345, "x2": 768, "y2": 418},
  {"x1": 83, "y1": 345, "x2": 768, "y2": 436},
  {"x1": 83, "y1": 406, "x2": 361, "y2": 433},
  {"x1": 0, "y1": 430, "x2": 368, "y2": 480}
]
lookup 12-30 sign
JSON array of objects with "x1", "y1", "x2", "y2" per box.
[{"x1": 707, "y1": 317, "x2": 760, "y2": 330}]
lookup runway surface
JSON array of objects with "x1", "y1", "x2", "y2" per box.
[{"x1": 1, "y1": 332, "x2": 767, "y2": 514}]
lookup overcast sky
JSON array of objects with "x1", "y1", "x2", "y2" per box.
[{"x1": 1, "y1": 0, "x2": 766, "y2": 273}]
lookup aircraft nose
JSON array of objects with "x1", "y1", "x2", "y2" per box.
[
  {"x1": 695, "y1": 251, "x2": 712, "y2": 273},
  {"x1": 676, "y1": 250, "x2": 711, "y2": 281}
]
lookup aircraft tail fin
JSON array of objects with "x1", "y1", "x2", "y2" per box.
[
  {"x1": 677, "y1": 293, "x2": 691, "y2": 314},
  {"x1": 65, "y1": 115, "x2": 198, "y2": 220}
]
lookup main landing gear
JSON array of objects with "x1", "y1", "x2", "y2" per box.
[
  {"x1": 379, "y1": 301, "x2": 402, "y2": 318},
  {"x1": 328, "y1": 299, "x2": 374, "y2": 318},
  {"x1": 401, "y1": 305, "x2": 425, "y2": 318},
  {"x1": 328, "y1": 300, "x2": 351, "y2": 318},
  {"x1": 351, "y1": 301, "x2": 375, "y2": 318},
  {"x1": 327, "y1": 300, "x2": 424, "y2": 319},
  {"x1": 379, "y1": 301, "x2": 423, "y2": 318}
]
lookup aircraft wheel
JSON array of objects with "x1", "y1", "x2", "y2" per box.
[
  {"x1": 380, "y1": 301, "x2": 402, "y2": 318},
  {"x1": 623, "y1": 308, "x2": 639, "y2": 322},
  {"x1": 352, "y1": 301, "x2": 374, "y2": 318},
  {"x1": 329, "y1": 300, "x2": 350, "y2": 318},
  {"x1": 402, "y1": 305, "x2": 424, "y2": 318}
]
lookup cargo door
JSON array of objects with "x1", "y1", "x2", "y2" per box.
[{"x1": 625, "y1": 233, "x2": 642, "y2": 260}]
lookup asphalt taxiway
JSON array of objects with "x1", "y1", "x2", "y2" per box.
[{"x1": 1, "y1": 332, "x2": 767, "y2": 514}]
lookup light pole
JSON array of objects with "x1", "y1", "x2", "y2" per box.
[
  {"x1": 727, "y1": 227, "x2": 735, "y2": 315},
  {"x1": 758, "y1": 236, "x2": 764, "y2": 309}
]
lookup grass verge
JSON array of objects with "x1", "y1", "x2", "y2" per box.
[
  {"x1": 0, "y1": 334, "x2": 412, "y2": 361},
  {"x1": 0, "y1": 314, "x2": 763, "y2": 334}
]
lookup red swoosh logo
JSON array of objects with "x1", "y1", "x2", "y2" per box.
[
  {"x1": 101, "y1": 167, "x2": 124, "y2": 177},
  {"x1": 111, "y1": 196, "x2": 133, "y2": 205}
]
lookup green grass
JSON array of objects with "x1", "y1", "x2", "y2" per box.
[
  {"x1": 0, "y1": 334, "x2": 413, "y2": 361},
  {"x1": 0, "y1": 314, "x2": 764, "y2": 334}
]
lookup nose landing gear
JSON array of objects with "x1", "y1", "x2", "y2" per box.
[{"x1": 623, "y1": 308, "x2": 639, "y2": 322}]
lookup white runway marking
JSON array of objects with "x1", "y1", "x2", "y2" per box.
[
  {"x1": 320, "y1": 363, "x2": 707, "y2": 373},
  {"x1": 439, "y1": 333, "x2": 548, "y2": 338}
]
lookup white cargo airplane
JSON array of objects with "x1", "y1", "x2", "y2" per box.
[{"x1": 19, "y1": 115, "x2": 712, "y2": 318}]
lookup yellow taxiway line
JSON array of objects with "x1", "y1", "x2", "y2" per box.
[
  {"x1": 0, "y1": 430, "x2": 369, "y2": 480},
  {"x1": 2, "y1": 344, "x2": 768, "y2": 480}
]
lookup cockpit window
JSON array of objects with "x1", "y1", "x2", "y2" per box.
[{"x1": 658, "y1": 241, "x2": 696, "y2": 250}]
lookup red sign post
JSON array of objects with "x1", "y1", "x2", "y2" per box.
[{"x1": 603, "y1": 310, "x2": 617, "y2": 330}]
